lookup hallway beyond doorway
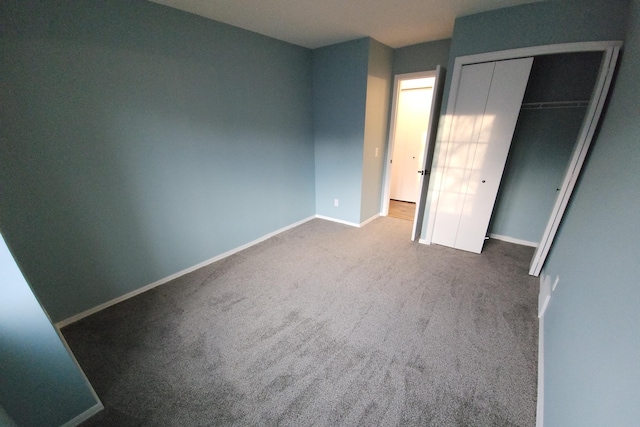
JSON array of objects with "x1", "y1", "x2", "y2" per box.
[{"x1": 388, "y1": 199, "x2": 415, "y2": 221}]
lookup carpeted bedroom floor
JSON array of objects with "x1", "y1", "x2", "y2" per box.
[{"x1": 63, "y1": 217, "x2": 539, "y2": 426}]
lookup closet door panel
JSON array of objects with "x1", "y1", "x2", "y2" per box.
[
  {"x1": 432, "y1": 62, "x2": 495, "y2": 248},
  {"x1": 455, "y1": 57, "x2": 534, "y2": 253}
]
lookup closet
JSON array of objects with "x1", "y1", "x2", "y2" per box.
[
  {"x1": 489, "y1": 52, "x2": 603, "y2": 247},
  {"x1": 424, "y1": 42, "x2": 621, "y2": 274}
]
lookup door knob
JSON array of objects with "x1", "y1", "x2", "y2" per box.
[{"x1": 482, "y1": 180, "x2": 486, "y2": 183}]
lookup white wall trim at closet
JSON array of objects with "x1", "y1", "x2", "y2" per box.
[{"x1": 453, "y1": 40, "x2": 623, "y2": 66}]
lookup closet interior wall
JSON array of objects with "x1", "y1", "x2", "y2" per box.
[{"x1": 488, "y1": 52, "x2": 604, "y2": 246}]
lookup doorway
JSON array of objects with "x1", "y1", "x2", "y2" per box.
[
  {"x1": 389, "y1": 77, "x2": 434, "y2": 204},
  {"x1": 382, "y1": 67, "x2": 445, "y2": 240}
]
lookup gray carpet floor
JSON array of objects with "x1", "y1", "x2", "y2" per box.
[{"x1": 63, "y1": 217, "x2": 539, "y2": 427}]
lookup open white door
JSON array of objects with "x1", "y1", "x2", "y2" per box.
[
  {"x1": 529, "y1": 46, "x2": 621, "y2": 275},
  {"x1": 389, "y1": 85, "x2": 433, "y2": 202},
  {"x1": 411, "y1": 65, "x2": 446, "y2": 241}
]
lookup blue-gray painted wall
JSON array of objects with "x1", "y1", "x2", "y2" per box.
[
  {"x1": 541, "y1": 0, "x2": 640, "y2": 424},
  {"x1": 0, "y1": 405, "x2": 17, "y2": 427},
  {"x1": 393, "y1": 39, "x2": 451, "y2": 75},
  {"x1": 312, "y1": 38, "x2": 394, "y2": 224},
  {"x1": 0, "y1": 232, "x2": 99, "y2": 426},
  {"x1": 0, "y1": 1, "x2": 315, "y2": 322},
  {"x1": 437, "y1": 0, "x2": 628, "y2": 112},
  {"x1": 2, "y1": 0, "x2": 638, "y2": 424},
  {"x1": 312, "y1": 38, "x2": 370, "y2": 223},
  {"x1": 361, "y1": 39, "x2": 393, "y2": 222},
  {"x1": 447, "y1": 0, "x2": 628, "y2": 62},
  {"x1": 490, "y1": 108, "x2": 585, "y2": 242}
]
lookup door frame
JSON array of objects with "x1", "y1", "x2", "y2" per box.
[
  {"x1": 422, "y1": 40, "x2": 622, "y2": 276},
  {"x1": 381, "y1": 70, "x2": 436, "y2": 217}
]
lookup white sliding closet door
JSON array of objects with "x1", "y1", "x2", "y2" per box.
[
  {"x1": 432, "y1": 57, "x2": 533, "y2": 253},
  {"x1": 431, "y1": 62, "x2": 495, "y2": 249}
]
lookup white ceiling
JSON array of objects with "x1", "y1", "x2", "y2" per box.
[{"x1": 149, "y1": 0, "x2": 543, "y2": 49}]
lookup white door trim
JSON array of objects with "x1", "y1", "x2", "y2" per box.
[
  {"x1": 381, "y1": 70, "x2": 436, "y2": 216},
  {"x1": 529, "y1": 44, "x2": 621, "y2": 276},
  {"x1": 424, "y1": 40, "x2": 622, "y2": 275}
]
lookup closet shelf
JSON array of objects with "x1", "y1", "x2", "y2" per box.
[{"x1": 521, "y1": 100, "x2": 590, "y2": 110}]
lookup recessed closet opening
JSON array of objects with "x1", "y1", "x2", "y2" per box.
[{"x1": 488, "y1": 51, "x2": 603, "y2": 248}]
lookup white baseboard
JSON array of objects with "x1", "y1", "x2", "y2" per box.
[
  {"x1": 488, "y1": 233, "x2": 538, "y2": 248},
  {"x1": 536, "y1": 271, "x2": 549, "y2": 427},
  {"x1": 54, "y1": 324, "x2": 104, "y2": 419},
  {"x1": 315, "y1": 213, "x2": 381, "y2": 228},
  {"x1": 315, "y1": 214, "x2": 361, "y2": 228},
  {"x1": 536, "y1": 299, "x2": 545, "y2": 427},
  {"x1": 418, "y1": 238, "x2": 429, "y2": 245},
  {"x1": 538, "y1": 273, "x2": 551, "y2": 318},
  {"x1": 56, "y1": 216, "x2": 315, "y2": 328},
  {"x1": 359, "y1": 213, "x2": 380, "y2": 227},
  {"x1": 60, "y1": 403, "x2": 104, "y2": 427}
]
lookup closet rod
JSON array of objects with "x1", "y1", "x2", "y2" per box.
[{"x1": 521, "y1": 100, "x2": 590, "y2": 110}]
